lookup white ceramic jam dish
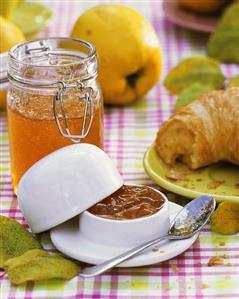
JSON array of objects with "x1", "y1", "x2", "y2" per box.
[
  {"x1": 17, "y1": 143, "x2": 170, "y2": 252},
  {"x1": 79, "y1": 185, "x2": 170, "y2": 247}
]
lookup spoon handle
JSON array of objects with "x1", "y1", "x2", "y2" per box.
[{"x1": 79, "y1": 234, "x2": 169, "y2": 278}]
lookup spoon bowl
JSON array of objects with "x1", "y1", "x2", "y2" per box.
[
  {"x1": 168, "y1": 195, "x2": 216, "y2": 239},
  {"x1": 79, "y1": 195, "x2": 216, "y2": 278}
]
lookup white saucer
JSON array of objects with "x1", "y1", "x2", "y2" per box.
[{"x1": 50, "y1": 202, "x2": 199, "y2": 267}]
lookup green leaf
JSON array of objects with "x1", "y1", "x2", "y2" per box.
[
  {"x1": 228, "y1": 76, "x2": 239, "y2": 87},
  {"x1": 0, "y1": 215, "x2": 41, "y2": 269},
  {"x1": 174, "y1": 83, "x2": 214, "y2": 109},
  {"x1": 4, "y1": 249, "x2": 80, "y2": 284},
  {"x1": 164, "y1": 56, "x2": 225, "y2": 95},
  {"x1": 208, "y1": 4, "x2": 239, "y2": 63}
]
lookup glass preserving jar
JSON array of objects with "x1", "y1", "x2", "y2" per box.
[{"x1": 7, "y1": 38, "x2": 104, "y2": 192}]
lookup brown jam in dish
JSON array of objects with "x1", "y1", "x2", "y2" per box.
[{"x1": 89, "y1": 185, "x2": 165, "y2": 220}]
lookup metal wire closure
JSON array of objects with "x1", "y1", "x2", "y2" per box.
[
  {"x1": 25, "y1": 40, "x2": 51, "y2": 54},
  {"x1": 53, "y1": 81, "x2": 94, "y2": 143}
]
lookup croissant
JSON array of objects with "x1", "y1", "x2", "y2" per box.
[{"x1": 156, "y1": 87, "x2": 239, "y2": 170}]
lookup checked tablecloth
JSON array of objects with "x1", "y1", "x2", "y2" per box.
[{"x1": 1, "y1": 1, "x2": 239, "y2": 298}]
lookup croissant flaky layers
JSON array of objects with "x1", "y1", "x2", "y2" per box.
[{"x1": 156, "y1": 87, "x2": 239, "y2": 170}]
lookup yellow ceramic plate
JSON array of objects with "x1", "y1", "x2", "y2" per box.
[
  {"x1": 13, "y1": 2, "x2": 52, "y2": 39},
  {"x1": 143, "y1": 144, "x2": 239, "y2": 203}
]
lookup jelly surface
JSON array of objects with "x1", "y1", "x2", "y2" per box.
[{"x1": 89, "y1": 185, "x2": 165, "y2": 220}]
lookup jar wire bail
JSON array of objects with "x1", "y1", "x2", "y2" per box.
[{"x1": 53, "y1": 81, "x2": 94, "y2": 143}]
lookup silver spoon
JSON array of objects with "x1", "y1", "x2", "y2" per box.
[{"x1": 79, "y1": 195, "x2": 216, "y2": 278}]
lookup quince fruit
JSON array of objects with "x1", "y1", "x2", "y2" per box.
[
  {"x1": 0, "y1": 16, "x2": 25, "y2": 109},
  {"x1": 177, "y1": 0, "x2": 228, "y2": 13},
  {"x1": 71, "y1": 5, "x2": 162, "y2": 105},
  {"x1": 0, "y1": 0, "x2": 20, "y2": 21},
  {"x1": 0, "y1": 16, "x2": 25, "y2": 53},
  {"x1": 210, "y1": 201, "x2": 239, "y2": 235}
]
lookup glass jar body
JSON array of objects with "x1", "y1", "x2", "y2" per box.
[{"x1": 7, "y1": 38, "x2": 104, "y2": 192}]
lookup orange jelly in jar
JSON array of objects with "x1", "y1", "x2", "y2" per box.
[{"x1": 7, "y1": 38, "x2": 104, "y2": 192}]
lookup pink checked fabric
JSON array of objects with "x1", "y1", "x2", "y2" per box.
[{"x1": 1, "y1": 1, "x2": 239, "y2": 298}]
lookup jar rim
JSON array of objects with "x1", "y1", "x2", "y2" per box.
[
  {"x1": 8, "y1": 37, "x2": 98, "y2": 86},
  {"x1": 9, "y1": 37, "x2": 96, "y2": 68}
]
